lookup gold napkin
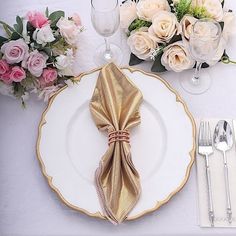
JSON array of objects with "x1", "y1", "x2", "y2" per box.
[{"x1": 90, "y1": 63, "x2": 143, "y2": 224}]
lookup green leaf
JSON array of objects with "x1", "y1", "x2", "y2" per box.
[
  {"x1": 49, "y1": 10, "x2": 65, "y2": 27},
  {"x1": 129, "y1": 53, "x2": 144, "y2": 66},
  {"x1": 168, "y1": 34, "x2": 182, "y2": 45},
  {"x1": 42, "y1": 47, "x2": 53, "y2": 57},
  {"x1": 221, "y1": 0, "x2": 225, "y2": 8},
  {"x1": 193, "y1": 62, "x2": 209, "y2": 68},
  {"x1": 3, "y1": 24, "x2": 11, "y2": 37},
  {"x1": 175, "y1": 0, "x2": 192, "y2": 21},
  {"x1": 26, "y1": 21, "x2": 35, "y2": 38},
  {"x1": 151, "y1": 52, "x2": 167, "y2": 73},
  {"x1": 128, "y1": 18, "x2": 152, "y2": 33},
  {"x1": 11, "y1": 32, "x2": 21, "y2": 40},
  {"x1": 13, "y1": 82, "x2": 26, "y2": 99},
  {"x1": 219, "y1": 21, "x2": 224, "y2": 31},
  {"x1": 45, "y1": 7, "x2": 49, "y2": 17},
  {"x1": 201, "y1": 62, "x2": 209, "y2": 68},
  {"x1": 0, "y1": 20, "x2": 15, "y2": 32},
  {"x1": 0, "y1": 36, "x2": 8, "y2": 47},
  {"x1": 14, "y1": 16, "x2": 23, "y2": 34},
  {"x1": 0, "y1": 21, "x2": 15, "y2": 37}
]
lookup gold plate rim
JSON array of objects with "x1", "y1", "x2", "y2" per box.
[{"x1": 36, "y1": 66, "x2": 196, "y2": 221}]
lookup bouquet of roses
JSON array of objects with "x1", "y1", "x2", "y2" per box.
[
  {"x1": 0, "y1": 8, "x2": 83, "y2": 105},
  {"x1": 120, "y1": 0, "x2": 235, "y2": 73}
]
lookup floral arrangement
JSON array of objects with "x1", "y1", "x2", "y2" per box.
[
  {"x1": 0, "y1": 8, "x2": 83, "y2": 105},
  {"x1": 120, "y1": 0, "x2": 235, "y2": 73}
]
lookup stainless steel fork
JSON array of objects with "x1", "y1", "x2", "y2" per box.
[{"x1": 198, "y1": 121, "x2": 214, "y2": 227}]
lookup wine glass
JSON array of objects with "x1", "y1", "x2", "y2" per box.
[
  {"x1": 180, "y1": 18, "x2": 222, "y2": 95},
  {"x1": 91, "y1": 0, "x2": 122, "y2": 66}
]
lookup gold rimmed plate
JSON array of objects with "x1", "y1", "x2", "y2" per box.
[{"x1": 37, "y1": 67, "x2": 195, "y2": 221}]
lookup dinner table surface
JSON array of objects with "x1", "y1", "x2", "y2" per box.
[{"x1": 1, "y1": 0, "x2": 236, "y2": 235}]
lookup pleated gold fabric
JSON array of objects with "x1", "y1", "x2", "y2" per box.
[{"x1": 90, "y1": 63, "x2": 143, "y2": 224}]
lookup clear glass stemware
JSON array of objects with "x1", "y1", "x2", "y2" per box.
[
  {"x1": 91, "y1": 0, "x2": 122, "y2": 66},
  {"x1": 180, "y1": 18, "x2": 222, "y2": 95}
]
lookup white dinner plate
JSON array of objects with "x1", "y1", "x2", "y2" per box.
[{"x1": 37, "y1": 67, "x2": 196, "y2": 221}]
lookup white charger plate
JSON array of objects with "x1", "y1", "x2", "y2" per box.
[{"x1": 37, "y1": 67, "x2": 196, "y2": 221}]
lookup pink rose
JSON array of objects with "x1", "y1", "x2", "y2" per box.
[
  {"x1": 22, "y1": 50, "x2": 48, "y2": 77},
  {"x1": 39, "y1": 68, "x2": 57, "y2": 88},
  {"x1": 72, "y1": 13, "x2": 82, "y2": 26},
  {"x1": 0, "y1": 59, "x2": 10, "y2": 75},
  {"x1": 9, "y1": 66, "x2": 26, "y2": 82},
  {"x1": 27, "y1": 11, "x2": 49, "y2": 28},
  {"x1": 0, "y1": 71, "x2": 12, "y2": 85},
  {"x1": 42, "y1": 68, "x2": 58, "y2": 83},
  {"x1": 1, "y1": 39, "x2": 29, "y2": 64}
]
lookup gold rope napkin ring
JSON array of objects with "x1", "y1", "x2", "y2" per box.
[{"x1": 108, "y1": 130, "x2": 130, "y2": 146}]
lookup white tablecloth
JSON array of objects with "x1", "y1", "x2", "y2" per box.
[{"x1": 1, "y1": 0, "x2": 236, "y2": 235}]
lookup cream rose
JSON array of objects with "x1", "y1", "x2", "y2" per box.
[
  {"x1": 136, "y1": 0, "x2": 170, "y2": 21},
  {"x1": 120, "y1": 0, "x2": 137, "y2": 31},
  {"x1": 191, "y1": 0, "x2": 223, "y2": 21},
  {"x1": 149, "y1": 11, "x2": 181, "y2": 43},
  {"x1": 222, "y1": 11, "x2": 236, "y2": 41},
  {"x1": 161, "y1": 41, "x2": 195, "y2": 72},
  {"x1": 127, "y1": 27, "x2": 157, "y2": 60},
  {"x1": 181, "y1": 15, "x2": 197, "y2": 42},
  {"x1": 56, "y1": 17, "x2": 79, "y2": 45}
]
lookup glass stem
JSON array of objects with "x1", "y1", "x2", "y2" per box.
[
  {"x1": 104, "y1": 38, "x2": 110, "y2": 52},
  {"x1": 192, "y1": 61, "x2": 202, "y2": 85},
  {"x1": 103, "y1": 38, "x2": 112, "y2": 61}
]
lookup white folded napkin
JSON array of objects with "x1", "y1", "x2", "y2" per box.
[{"x1": 196, "y1": 119, "x2": 236, "y2": 227}]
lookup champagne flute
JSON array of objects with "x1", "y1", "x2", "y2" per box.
[
  {"x1": 91, "y1": 0, "x2": 122, "y2": 66},
  {"x1": 180, "y1": 18, "x2": 222, "y2": 94}
]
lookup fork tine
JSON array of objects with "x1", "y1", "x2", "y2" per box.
[
  {"x1": 208, "y1": 122, "x2": 212, "y2": 145},
  {"x1": 203, "y1": 121, "x2": 206, "y2": 145},
  {"x1": 205, "y1": 121, "x2": 209, "y2": 146},
  {"x1": 199, "y1": 121, "x2": 204, "y2": 146}
]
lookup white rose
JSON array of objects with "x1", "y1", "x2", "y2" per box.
[
  {"x1": 148, "y1": 11, "x2": 181, "y2": 43},
  {"x1": 206, "y1": 37, "x2": 226, "y2": 66},
  {"x1": 136, "y1": 0, "x2": 170, "y2": 21},
  {"x1": 191, "y1": 0, "x2": 223, "y2": 21},
  {"x1": 33, "y1": 25, "x2": 55, "y2": 45},
  {"x1": 127, "y1": 27, "x2": 157, "y2": 60},
  {"x1": 181, "y1": 15, "x2": 197, "y2": 42},
  {"x1": 222, "y1": 11, "x2": 236, "y2": 41},
  {"x1": 120, "y1": 0, "x2": 137, "y2": 31},
  {"x1": 161, "y1": 41, "x2": 195, "y2": 72},
  {"x1": 56, "y1": 17, "x2": 79, "y2": 45},
  {"x1": 55, "y1": 49, "x2": 75, "y2": 76}
]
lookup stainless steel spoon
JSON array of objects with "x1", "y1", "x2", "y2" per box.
[{"x1": 213, "y1": 120, "x2": 234, "y2": 223}]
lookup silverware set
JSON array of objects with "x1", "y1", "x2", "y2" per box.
[{"x1": 198, "y1": 120, "x2": 235, "y2": 226}]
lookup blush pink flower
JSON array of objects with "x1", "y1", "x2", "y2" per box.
[
  {"x1": 0, "y1": 71, "x2": 12, "y2": 85},
  {"x1": 22, "y1": 50, "x2": 48, "y2": 77},
  {"x1": 0, "y1": 59, "x2": 10, "y2": 75},
  {"x1": 27, "y1": 11, "x2": 49, "y2": 28},
  {"x1": 39, "y1": 68, "x2": 58, "y2": 88},
  {"x1": 9, "y1": 66, "x2": 26, "y2": 82},
  {"x1": 1, "y1": 39, "x2": 29, "y2": 64},
  {"x1": 72, "y1": 13, "x2": 82, "y2": 26}
]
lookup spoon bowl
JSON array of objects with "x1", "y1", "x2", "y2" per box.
[{"x1": 213, "y1": 120, "x2": 233, "y2": 152}]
